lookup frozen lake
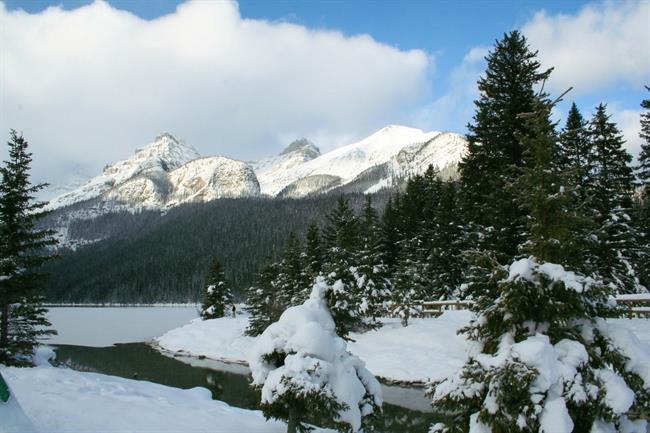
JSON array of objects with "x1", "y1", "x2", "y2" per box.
[{"x1": 45, "y1": 307, "x2": 199, "y2": 347}]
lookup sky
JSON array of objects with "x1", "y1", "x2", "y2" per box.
[{"x1": 0, "y1": 0, "x2": 648, "y2": 187}]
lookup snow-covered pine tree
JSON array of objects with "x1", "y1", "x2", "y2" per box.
[
  {"x1": 353, "y1": 196, "x2": 391, "y2": 330},
  {"x1": 379, "y1": 195, "x2": 401, "y2": 276},
  {"x1": 200, "y1": 257, "x2": 234, "y2": 319},
  {"x1": 245, "y1": 261, "x2": 282, "y2": 336},
  {"x1": 458, "y1": 30, "x2": 552, "y2": 266},
  {"x1": 249, "y1": 278, "x2": 382, "y2": 433},
  {"x1": 390, "y1": 169, "x2": 439, "y2": 326},
  {"x1": 274, "y1": 232, "x2": 311, "y2": 306},
  {"x1": 425, "y1": 180, "x2": 464, "y2": 300},
  {"x1": 320, "y1": 196, "x2": 364, "y2": 339},
  {"x1": 587, "y1": 104, "x2": 645, "y2": 293},
  {"x1": 638, "y1": 87, "x2": 650, "y2": 189},
  {"x1": 304, "y1": 223, "x2": 323, "y2": 279},
  {"x1": 0, "y1": 130, "x2": 57, "y2": 366},
  {"x1": 429, "y1": 94, "x2": 650, "y2": 433},
  {"x1": 635, "y1": 88, "x2": 650, "y2": 289}
]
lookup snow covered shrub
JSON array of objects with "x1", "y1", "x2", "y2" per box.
[
  {"x1": 249, "y1": 279, "x2": 382, "y2": 433},
  {"x1": 428, "y1": 258, "x2": 650, "y2": 433},
  {"x1": 200, "y1": 258, "x2": 234, "y2": 320}
]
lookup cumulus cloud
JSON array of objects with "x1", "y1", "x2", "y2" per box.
[
  {"x1": 613, "y1": 108, "x2": 643, "y2": 160},
  {"x1": 0, "y1": 0, "x2": 430, "y2": 184},
  {"x1": 523, "y1": 0, "x2": 650, "y2": 93}
]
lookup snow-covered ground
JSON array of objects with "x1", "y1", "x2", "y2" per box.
[
  {"x1": 156, "y1": 311, "x2": 650, "y2": 385},
  {"x1": 1, "y1": 356, "x2": 330, "y2": 433},
  {"x1": 46, "y1": 307, "x2": 198, "y2": 347}
]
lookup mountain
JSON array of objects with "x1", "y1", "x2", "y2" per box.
[
  {"x1": 47, "y1": 133, "x2": 260, "y2": 211},
  {"x1": 46, "y1": 126, "x2": 466, "y2": 214},
  {"x1": 258, "y1": 125, "x2": 466, "y2": 198}
]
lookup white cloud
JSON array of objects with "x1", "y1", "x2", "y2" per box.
[
  {"x1": 523, "y1": 0, "x2": 650, "y2": 93},
  {"x1": 0, "y1": 0, "x2": 431, "y2": 184},
  {"x1": 613, "y1": 108, "x2": 643, "y2": 160},
  {"x1": 411, "y1": 46, "x2": 488, "y2": 134}
]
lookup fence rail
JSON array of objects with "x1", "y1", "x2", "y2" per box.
[{"x1": 390, "y1": 295, "x2": 650, "y2": 319}]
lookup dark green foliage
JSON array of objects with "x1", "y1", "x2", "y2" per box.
[
  {"x1": 245, "y1": 262, "x2": 282, "y2": 337},
  {"x1": 274, "y1": 233, "x2": 312, "y2": 306},
  {"x1": 354, "y1": 196, "x2": 391, "y2": 329},
  {"x1": 458, "y1": 30, "x2": 552, "y2": 264},
  {"x1": 43, "y1": 193, "x2": 390, "y2": 303},
  {"x1": 321, "y1": 196, "x2": 364, "y2": 338},
  {"x1": 200, "y1": 258, "x2": 234, "y2": 319},
  {"x1": 0, "y1": 130, "x2": 57, "y2": 366},
  {"x1": 304, "y1": 223, "x2": 323, "y2": 278},
  {"x1": 558, "y1": 102, "x2": 593, "y2": 201},
  {"x1": 429, "y1": 94, "x2": 647, "y2": 433},
  {"x1": 635, "y1": 88, "x2": 650, "y2": 289},
  {"x1": 587, "y1": 104, "x2": 642, "y2": 293}
]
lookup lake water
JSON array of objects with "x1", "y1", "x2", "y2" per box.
[{"x1": 46, "y1": 307, "x2": 441, "y2": 433}]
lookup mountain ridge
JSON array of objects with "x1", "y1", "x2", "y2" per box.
[{"x1": 47, "y1": 125, "x2": 467, "y2": 212}]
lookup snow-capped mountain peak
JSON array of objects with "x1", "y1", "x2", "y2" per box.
[
  {"x1": 128, "y1": 133, "x2": 201, "y2": 171},
  {"x1": 279, "y1": 138, "x2": 320, "y2": 159}
]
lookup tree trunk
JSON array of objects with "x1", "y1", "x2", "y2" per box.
[{"x1": 287, "y1": 408, "x2": 298, "y2": 433}]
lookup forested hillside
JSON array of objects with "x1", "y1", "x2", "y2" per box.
[{"x1": 43, "y1": 193, "x2": 389, "y2": 303}]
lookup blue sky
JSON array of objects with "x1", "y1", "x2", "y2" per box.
[{"x1": 1, "y1": 0, "x2": 648, "y2": 184}]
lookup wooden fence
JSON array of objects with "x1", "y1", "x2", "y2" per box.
[{"x1": 392, "y1": 294, "x2": 650, "y2": 319}]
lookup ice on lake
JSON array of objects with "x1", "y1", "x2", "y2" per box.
[{"x1": 44, "y1": 307, "x2": 199, "y2": 347}]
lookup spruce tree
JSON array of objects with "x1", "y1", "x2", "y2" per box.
[
  {"x1": 274, "y1": 233, "x2": 311, "y2": 306},
  {"x1": 429, "y1": 95, "x2": 649, "y2": 433},
  {"x1": 304, "y1": 223, "x2": 323, "y2": 278},
  {"x1": 458, "y1": 30, "x2": 552, "y2": 264},
  {"x1": 425, "y1": 181, "x2": 464, "y2": 300},
  {"x1": 638, "y1": 86, "x2": 650, "y2": 188},
  {"x1": 321, "y1": 196, "x2": 363, "y2": 338},
  {"x1": 353, "y1": 196, "x2": 391, "y2": 329},
  {"x1": 200, "y1": 257, "x2": 234, "y2": 319},
  {"x1": 249, "y1": 282, "x2": 382, "y2": 433},
  {"x1": 558, "y1": 102, "x2": 592, "y2": 200},
  {"x1": 587, "y1": 104, "x2": 643, "y2": 293},
  {"x1": 635, "y1": 88, "x2": 650, "y2": 288},
  {"x1": 0, "y1": 130, "x2": 57, "y2": 366},
  {"x1": 380, "y1": 196, "x2": 401, "y2": 276},
  {"x1": 245, "y1": 261, "x2": 282, "y2": 336}
]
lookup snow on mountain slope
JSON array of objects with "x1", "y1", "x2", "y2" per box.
[
  {"x1": 167, "y1": 157, "x2": 260, "y2": 206},
  {"x1": 252, "y1": 138, "x2": 321, "y2": 196},
  {"x1": 47, "y1": 133, "x2": 259, "y2": 212},
  {"x1": 260, "y1": 126, "x2": 467, "y2": 198},
  {"x1": 254, "y1": 125, "x2": 440, "y2": 196},
  {"x1": 47, "y1": 133, "x2": 201, "y2": 210}
]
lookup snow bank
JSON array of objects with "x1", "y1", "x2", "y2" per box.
[
  {"x1": 157, "y1": 310, "x2": 473, "y2": 384},
  {"x1": 0, "y1": 364, "x2": 330, "y2": 433},
  {"x1": 156, "y1": 313, "x2": 254, "y2": 363},
  {"x1": 156, "y1": 310, "x2": 650, "y2": 386},
  {"x1": 249, "y1": 283, "x2": 382, "y2": 432}
]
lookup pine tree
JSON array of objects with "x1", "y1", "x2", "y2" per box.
[
  {"x1": 425, "y1": 181, "x2": 464, "y2": 300},
  {"x1": 458, "y1": 30, "x2": 552, "y2": 264},
  {"x1": 274, "y1": 233, "x2": 311, "y2": 306},
  {"x1": 245, "y1": 261, "x2": 282, "y2": 336},
  {"x1": 380, "y1": 195, "x2": 401, "y2": 276},
  {"x1": 587, "y1": 104, "x2": 643, "y2": 293},
  {"x1": 304, "y1": 223, "x2": 322, "y2": 278},
  {"x1": 249, "y1": 281, "x2": 382, "y2": 433},
  {"x1": 429, "y1": 94, "x2": 649, "y2": 433},
  {"x1": 638, "y1": 86, "x2": 650, "y2": 188},
  {"x1": 0, "y1": 130, "x2": 57, "y2": 366},
  {"x1": 635, "y1": 88, "x2": 650, "y2": 288},
  {"x1": 321, "y1": 196, "x2": 363, "y2": 338},
  {"x1": 200, "y1": 258, "x2": 234, "y2": 319},
  {"x1": 353, "y1": 196, "x2": 391, "y2": 329},
  {"x1": 558, "y1": 102, "x2": 592, "y2": 200}
]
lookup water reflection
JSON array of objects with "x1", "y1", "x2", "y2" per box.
[{"x1": 54, "y1": 343, "x2": 441, "y2": 433}]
